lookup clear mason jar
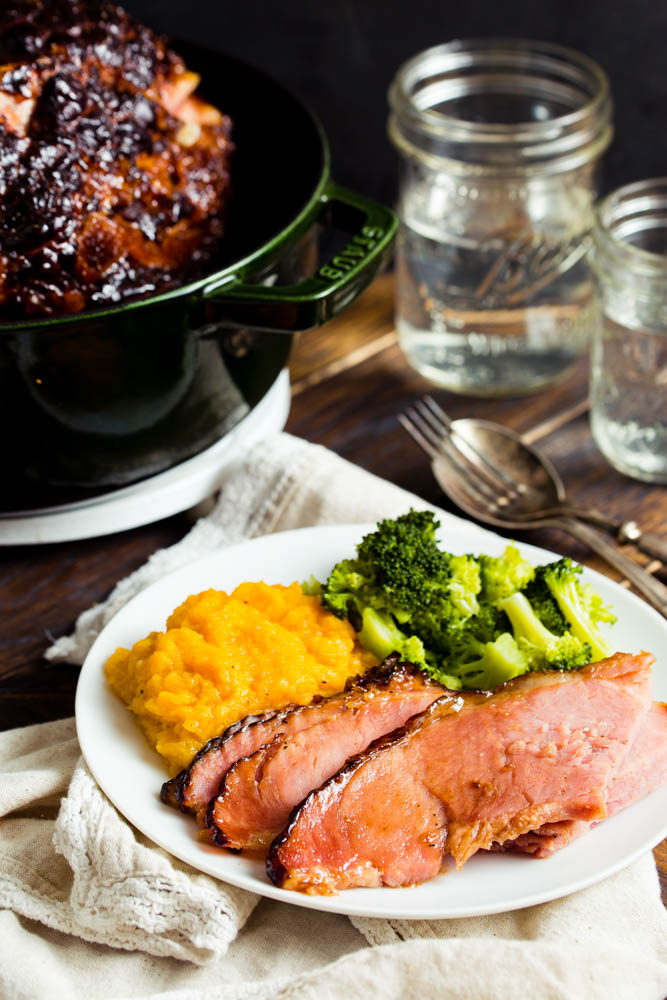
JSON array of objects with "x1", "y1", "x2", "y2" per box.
[
  {"x1": 590, "y1": 179, "x2": 667, "y2": 483},
  {"x1": 388, "y1": 39, "x2": 613, "y2": 396}
]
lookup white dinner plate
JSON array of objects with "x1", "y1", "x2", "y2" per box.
[{"x1": 76, "y1": 522, "x2": 667, "y2": 919}]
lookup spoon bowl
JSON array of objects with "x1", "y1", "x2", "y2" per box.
[{"x1": 434, "y1": 418, "x2": 566, "y2": 522}]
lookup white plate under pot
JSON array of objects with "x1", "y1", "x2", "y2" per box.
[{"x1": 1, "y1": 370, "x2": 290, "y2": 544}]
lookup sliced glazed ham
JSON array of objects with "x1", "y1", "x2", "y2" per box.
[
  {"x1": 161, "y1": 708, "x2": 295, "y2": 817},
  {"x1": 206, "y1": 656, "x2": 444, "y2": 850},
  {"x1": 267, "y1": 652, "x2": 656, "y2": 893},
  {"x1": 161, "y1": 653, "x2": 441, "y2": 822},
  {"x1": 503, "y1": 699, "x2": 667, "y2": 857}
]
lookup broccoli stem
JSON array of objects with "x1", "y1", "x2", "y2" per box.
[
  {"x1": 357, "y1": 607, "x2": 424, "y2": 665},
  {"x1": 497, "y1": 591, "x2": 594, "y2": 671},
  {"x1": 357, "y1": 607, "x2": 399, "y2": 661},
  {"x1": 499, "y1": 592, "x2": 558, "y2": 647},
  {"x1": 356, "y1": 607, "x2": 463, "y2": 687},
  {"x1": 549, "y1": 579, "x2": 612, "y2": 661}
]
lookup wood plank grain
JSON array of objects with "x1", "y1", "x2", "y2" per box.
[
  {"x1": 0, "y1": 517, "x2": 186, "y2": 729},
  {"x1": 288, "y1": 273, "x2": 396, "y2": 385}
]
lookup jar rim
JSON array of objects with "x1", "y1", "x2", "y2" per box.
[
  {"x1": 388, "y1": 38, "x2": 612, "y2": 171},
  {"x1": 595, "y1": 177, "x2": 667, "y2": 277}
]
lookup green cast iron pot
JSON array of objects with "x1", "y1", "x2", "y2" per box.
[{"x1": 0, "y1": 43, "x2": 397, "y2": 512}]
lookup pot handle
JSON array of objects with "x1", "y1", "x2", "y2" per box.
[{"x1": 201, "y1": 181, "x2": 397, "y2": 332}]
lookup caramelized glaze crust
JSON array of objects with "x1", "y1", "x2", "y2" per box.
[{"x1": 0, "y1": 0, "x2": 233, "y2": 315}]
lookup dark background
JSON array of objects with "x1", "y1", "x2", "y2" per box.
[{"x1": 124, "y1": 0, "x2": 666, "y2": 206}]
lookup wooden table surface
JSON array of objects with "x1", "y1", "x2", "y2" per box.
[{"x1": 1, "y1": 272, "x2": 666, "y2": 905}]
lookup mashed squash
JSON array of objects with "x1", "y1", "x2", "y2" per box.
[{"x1": 105, "y1": 581, "x2": 377, "y2": 774}]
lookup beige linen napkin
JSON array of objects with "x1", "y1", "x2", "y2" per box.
[{"x1": 2, "y1": 431, "x2": 666, "y2": 1000}]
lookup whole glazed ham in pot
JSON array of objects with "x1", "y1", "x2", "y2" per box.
[
  {"x1": 0, "y1": 0, "x2": 234, "y2": 316},
  {"x1": 0, "y1": 1, "x2": 396, "y2": 512}
]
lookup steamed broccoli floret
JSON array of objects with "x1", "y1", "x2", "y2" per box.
[
  {"x1": 447, "y1": 558, "x2": 613, "y2": 683},
  {"x1": 536, "y1": 558, "x2": 616, "y2": 661},
  {"x1": 319, "y1": 512, "x2": 617, "y2": 694},
  {"x1": 356, "y1": 607, "x2": 462, "y2": 689},
  {"x1": 320, "y1": 559, "x2": 372, "y2": 620},
  {"x1": 498, "y1": 592, "x2": 593, "y2": 671},
  {"x1": 443, "y1": 602, "x2": 507, "y2": 664},
  {"x1": 409, "y1": 552, "x2": 481, "y2": 652},
  {"x1": 354, "y1": 509, "x2": 451, "y2": 617},
  {"x1": 455, "y1": 632, "x2": 530, "y2": 690},
  {"x1": 321, "y1": 510, "x2": 481, "y2": 651},
  {"x1": 357, "y1": 607, "x2": 426, "y2": 665},
  {"x1": 461, "y1": 602, "x2": 508, "y2": 645},
  {"x1": 446, "y1": 554, "x2": 482, "y2": 617},
  {"x1": 436, "y1": 603, "x2": 527, "y2": 690},
  {"x1": 479, "y1": 545, "x2": 535, "y2": 603},
  {"x1": 521, "y1": 571, "x2": 569, "y2": 635}
]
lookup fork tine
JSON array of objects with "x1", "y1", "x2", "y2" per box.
[
  {"x1": 420, "y1": 396, "x2": 528, "y2": 498},
  {"x1": 413, "y1": 399, "x2": 517, "y2": 502},
  {"x1": 421, "y1": 396, "x2": 453, "y2": 431},
  {"x1": 400, "y1": 410, "x2": 525, "y2": 517},
  {"x1": 397, "y1": 412, "x2": 441, "y2": 463},
  {"x1": 401, "y1": 409, "x2": 501, "y2": 508}
]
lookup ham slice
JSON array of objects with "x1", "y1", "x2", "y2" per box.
[
  {"x1": 206, "y1": 656, "x2": 444, "y2": 850},
  {"x1": 162, "y1": 654, "x2": 440, "y2": 822},
  {"x1": 267, "y1": 652, "x2": 656, "y2": 893},
  {"x1": 503, "y1": 700, "x2": 667, "y2": 857},
  {"x1": 161, "y1": 708, "x2": 295, "y2": 816}
]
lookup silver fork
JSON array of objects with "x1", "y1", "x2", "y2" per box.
[{"x1": 400, "y1": 396, "x2": 667, "y2": 618}]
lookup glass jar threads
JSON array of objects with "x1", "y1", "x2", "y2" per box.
[
  {"x1": 388, "y1": 39, "x2": 613, "y2": 396},
  {"x1": 590, "y1": 179, "x2": 667, "y2": 483}
]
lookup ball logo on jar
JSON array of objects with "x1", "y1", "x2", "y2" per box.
[{"x1": 472, "y1": 229, "x2": 592, "y2": 307}]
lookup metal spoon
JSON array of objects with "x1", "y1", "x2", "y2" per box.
[{"x1": 402, "y1": 409, "x2": 667, "y2": 617}]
